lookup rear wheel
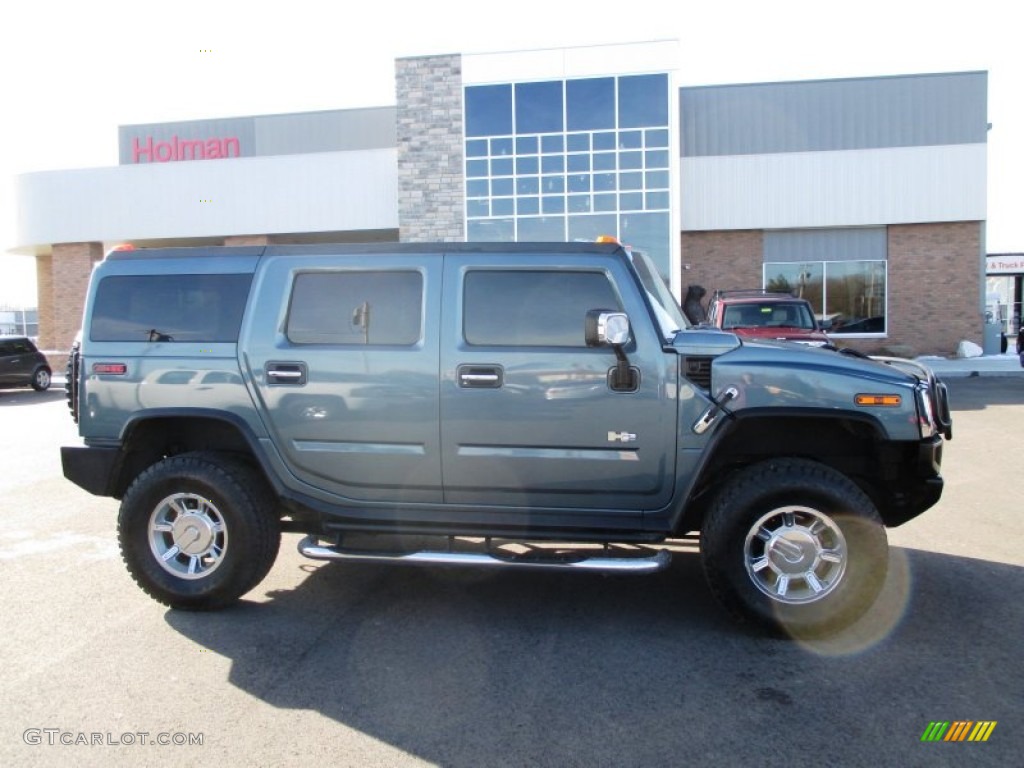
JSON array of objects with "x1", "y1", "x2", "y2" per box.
[
  {"x1": 118, "y1": 454, "x2": 280, "y2": 609},
  {"x1": 701, "y1": 458, "x2": 888, "y2": 637}
]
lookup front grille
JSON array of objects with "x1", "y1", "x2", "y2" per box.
[{"x1": 682, "y1": 356, "x2": 713, "y2": 390}]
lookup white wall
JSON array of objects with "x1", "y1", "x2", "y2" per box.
[
  {"x1": 15, "y1": 149, "x2": 398, "y2": 252},
  {"x1": 681, "y1": 143, "x2": 987, "y2": 231}
]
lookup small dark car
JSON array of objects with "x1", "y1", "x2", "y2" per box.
[{"x1": 0, "y1": 335, "x2": 51, "y2": 391}]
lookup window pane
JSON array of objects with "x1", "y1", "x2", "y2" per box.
[
  {"x1": 467, "y1": 160, "x2": 488, "y2": 177},
  {"x1": 542, "y1": 196, "x2": 565, "y2": 214},
  {"x1": 466, "y1": 139, "x2": 488, "y2": 157},
  {"x1": 620, "y1": 192, "x2": 644, "y2": 210},
  {"x1": 466, "y1": 179, "x2": 488, "y2": 198},
  {"x1": 515, "y1": 81, "x2": 564, "y2": 133},
  {"x1": 466, "y1": 199, "x2": 489, "y2": 218},
  {"x1": 594, "y1": 172, "x2": 616, "y2": 192},
  {"x1": 490, "y1": 137, "x2": 513, "y2": 156},
  {"x1": 491, "y1": 178, "x2": 513, "y2": 196},
  {"x1": 619, "y1": 151, "x2": 643, "y2": 170},
  {"x1": 645, "y1": 149, "x2": 670, "y2": 169},
  {"x1": 516, "y1": 136, "x2": 539, "y2": 154},
  {"x1": 517, "y1": 216, "x2": 565, "y2": 241},
  {"x1": 645, "y1": 128, "x2": 669, "y2": 148},
  {"x1": 594, "y1": 193, "x2": 617, "y2": 212},
  {"x1": 91, "y1": 274, "x2": 251, "y2": 342},
  {"x1": 516, "y1": 156, "x2": 539, "y2": 174},
  {"x1": 645, "y1": 170, "x2": 670, "y2": 189},
  {"x1": 467, "y1": 218, "x2": 514, "y2": 241},
  {"x1": 568, "y1": 194, "x2": 591, "y2": 213},
  {"x1": 465, "y1": 85, "x2": 513, "y2": 137},
  {"x1": 567, "y1": 154, "x2": 590, "y2": 172},
  {"x1": 541, "y1": 135, "x2": 564, "y2": 153},
  {"x1": 566, "y1": 78, "x2": 615, "y2": 130},
  {"x1": 645, "y1": 191, "x2": 670, "y2": 209},
  {"x1": 491, "y1": 157, "x2": 513, "y2": 176},
  {"x1": 620, "y1": 212, "x2": 671, "y2": 282},
  {"x1": 593, "y1": 152, "x2": 616, "y2": 171},
  {"x1": 619, "y1": 172, "x2": 642, "y2": 191},
  {"x1": 541, "y1": 155, "x2": 564, "y2": 173},
  {"x1": 618, "y1": 74, "x2": 668, "y2": 128},
  {"x1": 764, "y1": 263, "x2": 824, "y2": 313},
  {"x1": 825, "y1": 261, "x2": 887, "y2": 334},
  {"x1": 541, "y1": 176, "x2": 565, "y2": 194},
  {"x1": 567, "y1": 133, "x2": 590, "y2": 152},
  {"x1": 287, "y1": 271, "x2": 422, "y2": 346},
  {"x1": 618, "y1": 130, "x2": 643, "y2": 149},
  {"x1": 517, "y1": 197, "x2": 540, "y2": 216},
  {"x1": 568, "y1": 174, "x2": 591, "y2": 193},
  {"x1": 517, "y1": 177, "x2": 540, "y2": 195},
  {"x1": 593, "y1": 131, "x2": 616, "y2": 151},
  {"x1": 464, "y1": 270, "x2": 621, "y2": 346},
  {"x1": 568, "y1": 213, "x2": 617, "y2": 243},
  {"x1": 492, "y1": 198, "x2": 514, "y2": 216}
]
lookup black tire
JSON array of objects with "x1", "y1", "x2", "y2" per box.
[
  {"x1": 65, "y1": 344, "x2": 80, "y2": 422},
  {"x1": 700, "y1": 458, "x2": 888, "y2": 637},
  {"x1": 31, "y1": 367, "x2": 51, "y2": 391},
  {"x1": 118, "y1": 453, "x2": 280, "y2": 610}
]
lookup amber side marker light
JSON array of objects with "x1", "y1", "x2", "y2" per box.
[
  {"x1": 93, "y1": 363, "x2": 128, "y2": 375},
  {"x1": 855, "y1": 394, "x2": 902, "y2": 407}
]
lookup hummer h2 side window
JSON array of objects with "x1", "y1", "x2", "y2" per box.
[
  {"x1": 463, "y1": 269, "x2": 621, "y2": 347},
  {"x1": 287, "y1": 270, "x2": 423, "y2": 346},
  {"x1": 90, "y1": 274, "x2": 252, "y2": 342}
]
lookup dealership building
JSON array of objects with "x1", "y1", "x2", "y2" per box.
[{"x1": 13, "y1": 41, "x2": 997, "y2": 356}]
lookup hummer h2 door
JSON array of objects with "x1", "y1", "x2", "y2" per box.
[{"x1": 440, "y1": 252, "x2": 678, "y2": 514}]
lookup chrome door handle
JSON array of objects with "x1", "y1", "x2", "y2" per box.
[{"x1": 457, "y1": 364, "x2": 503, "y2": 388}]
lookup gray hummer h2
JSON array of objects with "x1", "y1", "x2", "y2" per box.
[{"x1": 61, "y1": 241, "x2": 951, "y2": 636}]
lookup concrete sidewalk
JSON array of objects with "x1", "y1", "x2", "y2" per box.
[{"x1": 915, "y1": 351, "x2": 1024, "y2": 378}]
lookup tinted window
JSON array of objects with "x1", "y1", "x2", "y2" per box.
[
  {"x1": 465, "y1": 85, "x2": 513, "y2": 137},
  {"x1": 464, "y1": 270, "x2": 621, "y2": 346},
  {"x1": 566, "y1": 78, "x2": 615, "y2": 131},
  {"x1": 618, "y1": 74, "x2": 668, "y2": 128},
  {"x1": 91, "y1": 274, "x2": 252, "y2": 342},
  {"x1": 515, "y1": 81, "x2": 563, "y2": 133},
  {"x1": 287, "y1": 271, "x2": 422, "y2": 346}
]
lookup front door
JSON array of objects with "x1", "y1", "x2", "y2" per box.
[{"x1": 440, "y1": 253, "x2": 678, "y2": 514}]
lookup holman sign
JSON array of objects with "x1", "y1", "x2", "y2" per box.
[{"x1": 131, "y1": 135, "x2": 241, "y2": 163}]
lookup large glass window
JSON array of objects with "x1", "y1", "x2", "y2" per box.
[
  {"x1": 287, "y1": 271, "x2": 423, "y2": 346},
  {"x1": 90, "y1": 274, "x2": 251, "y2": 342},
  {"x1": 464, "y1": 72, "x2": 672, "y2": 281},
  {"x1": 463, "y1": 270, "x2": 621, "y2": 347},
  {"x1": 764, "y1": 261, "x2": 887, "y2": 335}
]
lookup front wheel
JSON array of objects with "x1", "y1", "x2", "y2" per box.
[
  {"x1": 31, "y1": 367, "x2": 51, "y2": 391},
  {"x1": 700, "y1": 458, "x2": 888, "y2": 637},
  {"x1": 118, "y1": 454, "x2": 280, "y2": 609}
]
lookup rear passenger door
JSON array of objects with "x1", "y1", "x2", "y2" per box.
[
  {"x1": 440, "y1": 253, "x2": 678, "y2": 513},
  {"x1": 245, "y1": 253, "x2": 443, "y2": 503}
]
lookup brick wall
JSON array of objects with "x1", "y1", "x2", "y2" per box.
[
  {"x1": 395, "y1": 54, "x2": 464, "y2": 242},
  {"x1": 47, "y1": 242, "x2": 104, "y2": 356},
  {"x1": 680, "y1": 230, "x2": 764, "y2": 304},
  {"x1": 35, "y1": 253, "x2": 54, "y2": 350},
  {"x1": 882, "y1": 221, "x2": 982, "y2": 357},
  {"x1": 223, "y1": 235, "x2": 270, "y2": 246}
]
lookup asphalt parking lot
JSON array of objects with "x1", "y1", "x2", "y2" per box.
[{"x1": 0, "y1": 377, "x2": 1021, "y2": 767}]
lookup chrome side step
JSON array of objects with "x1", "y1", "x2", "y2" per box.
[{"x1": 297, "y1": 535, "x2": 671, "y2": 574}]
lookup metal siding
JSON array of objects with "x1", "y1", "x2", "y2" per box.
[
  {"x1": 680, "y1": 72, "x2": 987, "y2": 157},
  {"x1": 254, "y1": 107, "x2": 396, "y2": 155},
  {"x1": 119, "y1": 108, "x2": 396, "y2": 164},
  {"x1": 764, "y1": 228, "x2": 887, "y2": 262},
  {"x1": 16, "y1": 150, "x2": 398, "y2": 248},
  {"x1": 680, "y1": 144, "x2": 986, "y2": 231}
]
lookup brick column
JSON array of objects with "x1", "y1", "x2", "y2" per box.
[
  {"x1": 35, "y1": 253, "x2": 55, "y2": 350},
  {"x1": 49, "y1": 242, "x2": 104, "y2": 355},
  {"x1": 396, "y1": 53, "x2": 464, "y2": 242}
]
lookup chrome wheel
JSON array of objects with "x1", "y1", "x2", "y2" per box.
[
  {"x1": 743, "y1": 506, "x2": 847, "y2": 604},
  {"x1": 32, "y1": 368, "x2": 51, "y2": 391},
  {"x1": 148, "y1": 493, "x2": 228, "y2": 580}
]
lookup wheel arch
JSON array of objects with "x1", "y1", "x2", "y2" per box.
[{"x1": 676, "y1": 411, "x2": 894, "y2": 533}]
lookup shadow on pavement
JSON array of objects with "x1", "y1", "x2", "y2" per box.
[
  {"x1": 165, "y1": 546, "x2": 1021, "y2": 767},
  {"x1": 942, "y1": 378, "x2": 1024, "y2": 412},
  {"x1": 0, "y1": 388, "x2": 66, "y2": 407}
]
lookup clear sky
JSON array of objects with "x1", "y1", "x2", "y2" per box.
[{"x1": 1, "y1": 0, "x2": 1020, "y2": 306}]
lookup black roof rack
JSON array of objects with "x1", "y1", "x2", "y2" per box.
[{"x1": 712, "y1": 289, "x2": 798, "y2": 300}]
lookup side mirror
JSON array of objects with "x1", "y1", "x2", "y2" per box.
[{"x1": 585, "y1": 310, "x2": 631, "y2": 347}]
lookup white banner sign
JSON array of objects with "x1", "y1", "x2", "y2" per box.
[{"x1": 986, "y1": 255, "x2": 1024, "y2": 274}]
